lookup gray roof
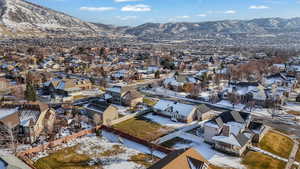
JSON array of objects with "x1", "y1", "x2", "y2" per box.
[{"x1": 0, "y1": 152, "x2": 32, "y2": 169}]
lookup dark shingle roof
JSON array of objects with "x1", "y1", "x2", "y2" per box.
[
  {"x1": 209, "y1": 111, "x2": 250, "y2": 128},
  {"x1": 148, "y1": 149, "x2": 186, "y2": 169},
  {"x1": 187, "y1": 156, "x2": 205, "y2": 169},
  {"x1": 234, "y1": 132, "x2": 252, "y2": 147}
]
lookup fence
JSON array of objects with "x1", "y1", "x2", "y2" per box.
[
  {"x1": 17, "y1": 125, "x2": 172, "y2": 169},
  {"x1": 101, "y1": 125, "x2": 173, "y2": 154},
  {"x1": 108, "y1": 109, "x2": 150, "y2": 126}
]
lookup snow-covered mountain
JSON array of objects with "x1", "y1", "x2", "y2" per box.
[
  {"x1": 124, "y1": 18, "x2": 300, "y2": 41},
  {"x1": 0, "y1": 0, "x2": 113, "y2": 38}
]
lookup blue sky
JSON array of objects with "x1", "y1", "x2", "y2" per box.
[{"x1": 27, "y1": 0, "x2": 300, "y2": 26}]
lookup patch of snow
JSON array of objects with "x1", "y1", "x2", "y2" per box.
[{"x1": 144, "y1": 113, "x2": 187, "y2": 128}]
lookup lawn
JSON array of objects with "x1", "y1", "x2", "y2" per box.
[
  {"x1": 242, "y1": 151, "x2": 286, "y2": 169},
  {"x1": 34, "y1": 145, "x2": 98, "y2": 169},
  {"x1": 160, "y1": 137, "x2": 192, "y2": 148},
  {"x1": 143, "y1": 97, "x2": 158, "y2": 106},
  {"x1": 33, "y1": 135, "x2": 157, "y2": 169},
  {"x1": 295, "y1": 143, "x2": 300, "y2": 162},
  {"x1": 113, "y1": 117, "x2": 172, "y2": 141},
  {"x1": 258, "y1": 130, "x2": 293, "y2": 158},
  {"x1": 287, "y1": 110, "x2": 300, "y2": 116},
  {"x1": 130, "y1": 153, "x2": 160, "y2": 168}
]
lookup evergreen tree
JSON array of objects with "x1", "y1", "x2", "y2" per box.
[
  {"x1": 25, "y1": 82, "x2": 37, "y2": 101},
  {"x1": 154, "y1": 70, "x2": 160, "y2": 79}
]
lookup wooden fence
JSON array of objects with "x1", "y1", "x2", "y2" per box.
[{"x1": 17, "y1": 125, "x2": 172, "y2": 169}]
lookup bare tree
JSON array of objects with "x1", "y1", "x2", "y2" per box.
[
  {"x1": 93, "y1": 113, "x2": 102, "y2": 126},
  {"x1": 266, "y1": 98, "x2": 281, "y2": 119},
  {"x1": 0, "y1": 123, "x2": 17, "y2": 153},
  {"x1": 228, "y1": 92, "x2": 241, "y2": 109}
]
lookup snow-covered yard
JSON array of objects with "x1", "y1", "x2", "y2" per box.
[
  {"x1": 215, "y1": 100, "x2": 245, "y2": 111},
  {"x1": 143, "y1": 113, "x2": 188, "y2": 128},
  {"x1": 159, "y1": 127, "x2": 246, "y2": 169},
  {"x1": 32, "y1": 134, "x2": 158, "y2": 169}
]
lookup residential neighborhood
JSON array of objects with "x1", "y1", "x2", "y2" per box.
[
  {"x1": 0, "y1": 0, "x2": 300, "y2": 169},
  {"x1": 0, "y1": 41, "x2": 300, "y2": 169}
]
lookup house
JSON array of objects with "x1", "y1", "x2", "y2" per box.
[
  {"x1": 148, "y1": 148, "x2": 211, "y2": 169},
  {"x1": 43, "y1": 78, "x2": 92, "y2": 96},
  {"x1": 84, "y1": 99, "x2": 110, "y2": 116},
  {"x1": 106, "y1": 85, "x2": 143, "y2": 106},
  {"x1": 84, "y1": 100, "x2": 119, "y2": 125},
  {"x1": 221, "y1": 82, "x2": 268, "y2": 107},
  {"x1": 197, "y1": 104, "x2": 223, "y2": 121},
  {"x1": 203, "y1": 111, "x2": 268, "y2": 156},
  {"x1": 248, "y1": 121, "x2": 269, "y2": 143},
  {"x1": 163, "y1": 74, "x2": 198, "y2": 92},
  {"x1": 102, "y1": 105, "x2": 119, "y2": 126},
  {"x1": 0, "y1": 152, "x2": 32, "y2": 169},
  {"x1": 122, "y1": 90, "x2": 144, "y2": 107},
  {"x1": 111, "y1": 69, "x2": 132, "y2": 80},
  {"x1": 153, "y1": 100, "x2": 201, "y2": 123},
  {"x1": 0, "y1": 103, "x2": 56, "y2": 143}
]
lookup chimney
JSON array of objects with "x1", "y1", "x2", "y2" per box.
[{"x1": 222, "y1": 124, "x2": 231, "y2": 137}]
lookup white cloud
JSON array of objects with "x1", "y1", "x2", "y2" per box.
[
  {"x1": 116, "y1": 16, "x2": 138, "y2": 20},
  {"x1": 249, "y1": 5, "x2": 269, "y2": 9},
  {"x1": 80, "y1": 7, "x2": 116, "y2": 12},
  {"x1": 114, "y1": 0, "x2": 142, "y2": 2},
  {"x1": 176, "y1": 16, "x2": 190, "y2": 19},
  {"x1": 121, "y1": 4, "x2": 151, "y2": 12},
  {"x1": 197, "y1": 14, "x2": 207, "y2": 17},
  {"x1": 224, "y1": 10, "x2": 236, "y2": 14}
]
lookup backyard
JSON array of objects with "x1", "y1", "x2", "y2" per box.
[
  {"x1": 160, "y1": 137, "x2": 193, "y2": 149},
  {"x1": 32, "y1": 135, "x2": 157, "y2": 169},
  {"x1": 242, "y1": 151, "x2": 286, "y2": 169},
  {"x1": 258, "y1": 130, "x2": 294, "y2": 158},
  {"x1": 112, "y1": 116, "x2": 173, "y2": 141}
]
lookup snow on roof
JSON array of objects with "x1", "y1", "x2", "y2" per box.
[
  {"x1": 226, "y1": 122, "x2": 245, "y2": 136},
  {"x1": 212, "y1": 134, "x2": 241, "y2": 147},
  {"x1": 163, "y1": 77, "x2": 184, "y2": 87},
  {"x1": 0, "y1": 108, "x2": 18, "y2": 120},
  {"x1": 56, "y1": 81, "x2": 65, "y2": 90},
  {"x1": 204, "y1": 121, "x2": 219, "y2": 128},
  {"x1": 154, "y1": 100, "x2": 195, "y2": 117},
  {"x1": 19, "y1": 110, "x2": 40, "y2": 127},
  {"x1": 107, "y1": 87, "x2": 121, "y2": 93}
]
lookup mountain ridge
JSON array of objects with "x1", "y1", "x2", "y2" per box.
[{"x1": 1, "y1": 0, "x2": 300, "y2": 44}]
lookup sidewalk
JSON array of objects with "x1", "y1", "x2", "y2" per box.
[{"x1": 285, "y1": 139, "x2": 299, "y2": 169}]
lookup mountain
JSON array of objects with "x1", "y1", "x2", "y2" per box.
[
  {"x1": 0, "y1": 0, "x2": 115, "y2": 38},
  {"x1": 124, "y1": 18, "x2": 300, "y2": 41},
  {"x1": 1, "y1": 0, "x2": 300, "y2": 44}
]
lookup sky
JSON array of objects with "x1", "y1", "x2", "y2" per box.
[{"x1": 27, "y1": 0, "x2": 300, "y2": 26}]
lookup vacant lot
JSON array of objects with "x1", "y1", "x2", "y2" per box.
[
  {"x1": 258, "y1": 130, "x2": 293, "y2": 158},
  {"x1": 113, "y1": 117, "x2": 172, "y2": 141},
  {"x1": 242, "y1": 151, "x2": 286, "y2": 169}
]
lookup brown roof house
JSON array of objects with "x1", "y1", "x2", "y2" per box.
[
  {"x1": 148, "y1": 148, "x2": 211, "y2": 169},
  {"x1": 106, "y1": 85, "x2": 143, "y2": 107},
  {"x1": 0, "y1": 103, "x2": 56, "y2": 143}
]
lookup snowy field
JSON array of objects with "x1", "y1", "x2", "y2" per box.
[{"x1": 32, "y1": 134, "x2": 157, "y2": 169}]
